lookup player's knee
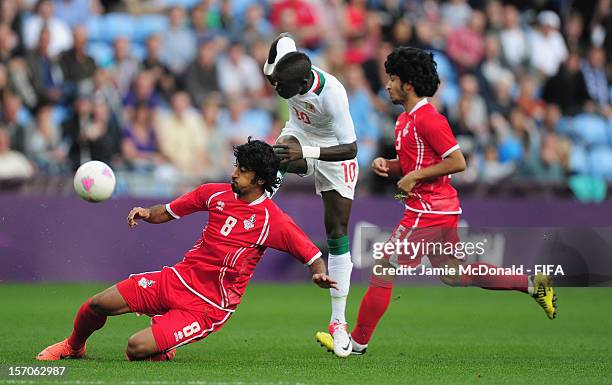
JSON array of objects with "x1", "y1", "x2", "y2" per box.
[
  {"x1": 89, "y1": 294, "x2": 110, "y2": 316},
  {"x1": 126, "y1": 335, "x2": 154, "y2": 360}
]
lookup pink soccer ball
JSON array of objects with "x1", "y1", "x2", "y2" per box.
[{"x1": 73, "y1": 161, "x2": 116, "y2": 202}]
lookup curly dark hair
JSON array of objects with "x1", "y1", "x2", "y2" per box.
[
  {"x1": 233, "y1": 137, "x2": 281, "y2": 194},
  {"x1": 384, "y1": 47, "x2": 440, "y2": 97}
]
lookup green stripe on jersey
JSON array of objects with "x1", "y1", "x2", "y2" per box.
[{"x1": 313, "y1": 68, "x2": 326, "y2": 96}]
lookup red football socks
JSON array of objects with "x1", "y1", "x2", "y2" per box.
[
  {"x1": 351, "y1": 277, "x2": 393, "y2": 345},
  {"x1": 67, "y1": 299, "x2": 107, "y2": 350},
  {"x1": 460, "y1": 263, "x2": 529, "y2": 293}
]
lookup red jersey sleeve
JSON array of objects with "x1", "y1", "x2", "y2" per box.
[
  {"x1": 166, "y1": 183, "x2": 230, "y2": 219},
  {"x1": 418, "y1": 113, "x2": 460, "y2": 159},
  {"x1": 264, "y1": 211, "x2": 322, "y2": 265}
]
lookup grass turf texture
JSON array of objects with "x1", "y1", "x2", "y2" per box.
[{"x1": 0, "y1": 283, "x2": 611, "y2": 385}]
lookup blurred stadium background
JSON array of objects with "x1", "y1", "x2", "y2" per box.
[{"x1": 0, "y1": 0, "x2": 609, "y2": 199}]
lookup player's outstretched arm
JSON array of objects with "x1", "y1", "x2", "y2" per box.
[
  {"x1": 273, "y1": 141, "x2": 357, "y2": 163},
  {"x1": 127, "y1": 204, "x2": 175, "y2": 227},
  {"x1": 309, "y1": 258, "x2": 338, "y2": 289}
]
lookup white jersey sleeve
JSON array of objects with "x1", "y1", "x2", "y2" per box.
[{"x1": 321, "y1": 83, "x2": 357, "y2": 144}]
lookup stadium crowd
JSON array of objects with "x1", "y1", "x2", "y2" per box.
[{"x1": 0, "y1": 0, "x2": 610, "y2": 197}]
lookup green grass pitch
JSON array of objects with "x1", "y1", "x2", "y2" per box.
[{"x1": 0, "y1": 283, "x2": 611, "y2": 385}]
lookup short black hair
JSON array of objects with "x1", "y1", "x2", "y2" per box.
[
  {"x1": 384, "y1": 47, "x2": 440, "y2": 97},
  {"x1": 275, "y1": 52, "x2": 311, "y2": 80},
  {"x1": 233, "y1": 137, "x2": 281, "y2": 194}
]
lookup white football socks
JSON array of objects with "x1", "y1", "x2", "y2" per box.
[{"x1": 328, "y1": 251, "x2": 353, "y2": 324}]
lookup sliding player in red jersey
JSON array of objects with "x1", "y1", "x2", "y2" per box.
[
  {"x1": 317, "y1": 47, "x2": 557, "y2": 355},
  {"x1": 37, "y1": 138, "x2": 336, "y2": 361}
]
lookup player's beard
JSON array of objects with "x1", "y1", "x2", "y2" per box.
[{"x1": 231, "y1": 180, "x2": 242, "y2": 195}]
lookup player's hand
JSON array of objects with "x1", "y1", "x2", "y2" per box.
[
  {"x1": 273, "y1": 142, "x2": 303, "y2": 163},
  {"x1": 397, "y1": 173, "x2": 418, "y2": 197},
  {"x1": 312, "y1": 273, "x2": 338, "y2": 289},
  {"x1": 372, "y1": 157, "x2": 390, "y2": 177},
  {"x1": 127, "y1": 207, "x2": 151, "y2": 228}
]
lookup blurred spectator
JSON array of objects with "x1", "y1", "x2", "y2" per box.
[
  {"x1": 542, "y1": 53, "x2": 591, "y2": 115},
  {"x1": 0, "y1": 23, "x2": 18, "y2": 64},
  {"x1": 190, "y1": 2, "x2": 220, "y2": 45},
  {"x1": 121, "y1": 103, "x2": 165, "y2": 171},
  {"x1": 155, "y1": 91, "x2": 208, "y2": 177},
  {"x1": 530, "y1": 11, "x2": 568, "y2": 77},
  {"x1": 160, "y1": 6, "x2": 197, "y2": 74},
  {"x1": 446, "y1": 10, "x2": 486, "y2": 73},
  {"x1": 122, "y1": 71, "x2": 161, "y2": 122},
  {"x1": 183, "y1": 40, "x2": 220, "y2": 107},
  {"x1": 91, "y1": 68, "x2": 123, "y2": 128},
  {"x1": 481, "y1": 144, "x2": 514, "y2": 183},
  {"x1": 0, "y1": 92, "x2": 29, "y2": 153},
  {"x1": 53, "y1": 0, "x2": 100, "y2": 28},
  {"x1": 108, "y1": 36, "x2": 139, "y2": 96},
  {"x1": 487, "y1": 71, "x2": 515, "y2": 117},
  {"x1": 28, "y1": 103, "x2": 68, "y2": 174},
  {"x1": 23, "y1": 0, "x2": 73, "y2": 58},
  {"x1": 499, "y1": 4, "x2": 528, "y2": 71},
  {"x1": 200, "y1": 93, "x2": 231, "y2": 180},
  {"x1": 345, "y1": 64, "x2": 379, "y2": 167},
  {"x1": 440, "y1": 0, "x2": 472, "y2": 29},
  {"x1": 217, "y1": 40, "x2": 264, "y2": 98},
  {"x1": 270, "y1": 0, "x2": 323, "y2": 50},
  {"x1": 239, "y1": 4, "x2": 274, "y2": 49},
  {"x1": 141, "y1": 34, "x2": 176, "y2": 103},
  {"x1": 564, "y1": 12, "x2": 584, "y2": 52},
  {"x1": 0, "y1": 127, "x2": 34, "y2": 179},
  {"x1": 515, "y1": 75, "x2": 545, "y2": 120},
  {"x1": 218, "y1": 96, "x2": 271, "y2": 144},
  {"x1": 63, "y1": 95, "x2": 119, "y2": 170},
  {"x1": 478, "y1": 34, "x2": 511, "y2": 91},
  {"x1": 24, "y1": 26, "x2": 63, "y2": 105},
  {"x1": 58, "y1": 25, "x2": 97, "y2": 101},
  {"x1": 450, "y1": 74, "x2": 489, "y2": 144},
  {"x1": 581, "y1": 46, "x2": 609, "y2": 108}
]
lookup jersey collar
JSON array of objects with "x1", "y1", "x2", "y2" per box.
[
  {"x1": 233, "y1": 192, "x2": 267, "y2": 205},
  {"x1": 249, "y1": 193, "x2": 268, "y2": 206},
  {"x1": 408, "y1": 98, "x2": 429, "y2": 116},
  {"x1": 308, "y1": 67, "x2": 326, "y2": 95}
]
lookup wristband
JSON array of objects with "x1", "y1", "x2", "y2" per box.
[{"x1": 302, "y1": 146, "x2": 321, "y2": 159}]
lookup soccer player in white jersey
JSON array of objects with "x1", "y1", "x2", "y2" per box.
[{"x1": 263, "y1": 34, "x2": 358, "y2": 357}]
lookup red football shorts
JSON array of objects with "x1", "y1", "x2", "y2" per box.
[
  {"x1": 116, "y1": 267, "x2": 232, "y2": 352},
  {"x1": 383, "y1": 210, "x2": 460, "y2": 268}
]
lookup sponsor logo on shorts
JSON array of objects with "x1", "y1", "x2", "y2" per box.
[{"x1": 138, "y1": 277, "x2": 155, "y2": 289}]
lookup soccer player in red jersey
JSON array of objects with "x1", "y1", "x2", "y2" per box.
[
  {"x1": 318, "y1": 47, "x2": 557, "y2": 355},
  {"x1": 37, "y1": 138, "x2": 336, "y2": 361}
]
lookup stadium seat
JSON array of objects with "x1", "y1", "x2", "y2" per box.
[
  {"x1": 100, "y1": 13, "x2": 135, "y2": 43},
  {"x1": 431, "y1": 51, "x2": 456, "y2": 83},
  {"x1": 588, "y1": 146, "x2": 612, "y2": 181},
  {"x1": 569, "y1": 144, "x2": 588, "y2": 174},
  {"x1": 85, "y1": 16, "x2": 104, "y2": 42},
  {"x1": 498, "y1": 137, "x2": 523, "y2": 163},
  {"x1": 131, "y1": 42, "x2": 146, "y2": 61},
  {"x1": 86, "y1": 42, "x2": 113, "y2": 67},
  {"x1": 132, "y1": 15, "x2": 169, "y2": 43},
  {"x1": 571, "y1": 113, "x2": 608, "y2": 146}
]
